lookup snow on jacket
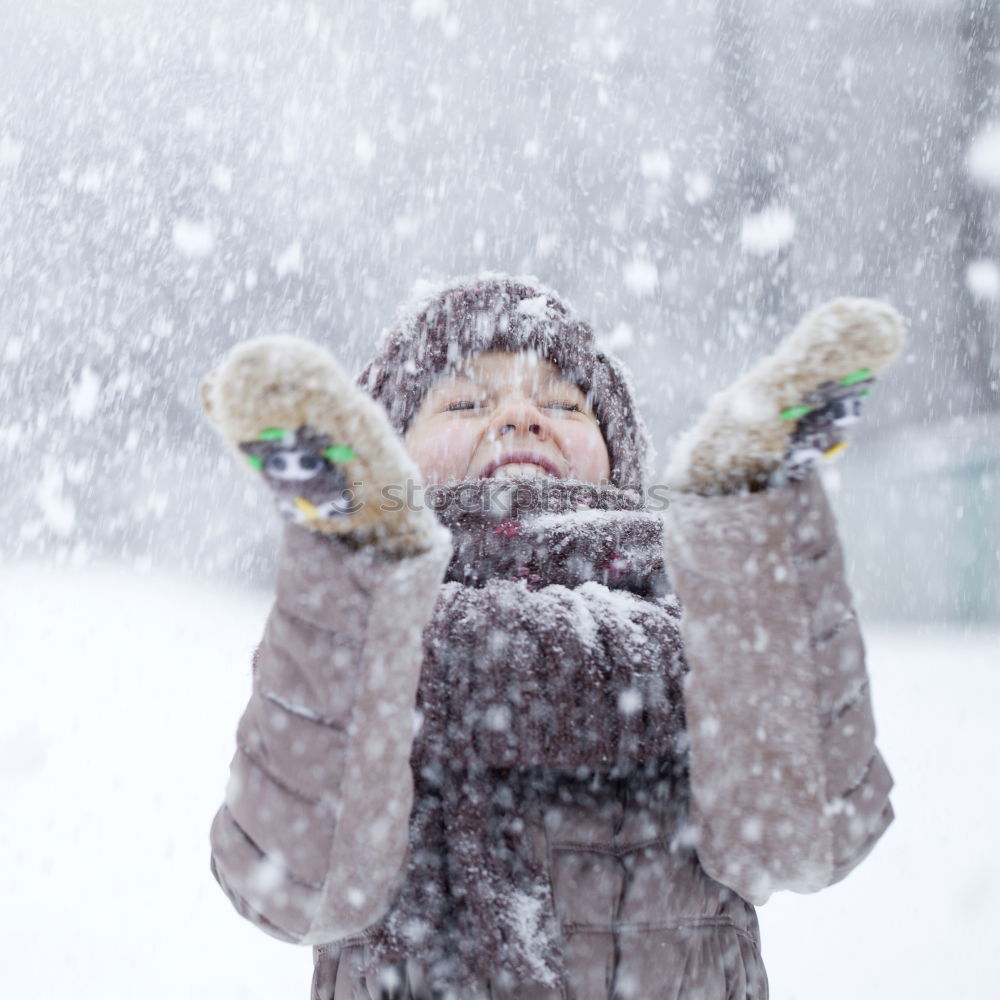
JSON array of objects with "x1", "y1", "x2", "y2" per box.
[{"x1": 209, "y1": 471, "x2": 894, "y2": 999}]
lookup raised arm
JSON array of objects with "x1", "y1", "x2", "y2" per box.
[
  {"x1": 661, "y1": 298, "x2": 903, "y2": 904},
  {"x1": 200, "y1": 335, "x2": 449, "y2": 942}
]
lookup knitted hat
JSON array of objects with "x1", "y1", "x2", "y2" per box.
[{"x1": 357, "y1": 274, "x2": 651, "y2": 491}]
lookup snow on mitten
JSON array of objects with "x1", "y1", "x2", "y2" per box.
[
  {"x1": 665, "y1": 298, "x2": 906, "y2": 495},
  {"x1": 199, "y1": 336, "x2": 445, "y2": 557}
]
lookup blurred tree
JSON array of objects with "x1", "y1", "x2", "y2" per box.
[
  {"x1": 715, "y1": 0, "x2": 793, "y2": 332},
  {"x1": 955, "y1": 0, "x2": 1000, "y2": 410}
]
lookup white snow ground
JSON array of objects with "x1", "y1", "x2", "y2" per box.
[{"x1": 0, "y1": 563, "x2": 996, "y2": 999}]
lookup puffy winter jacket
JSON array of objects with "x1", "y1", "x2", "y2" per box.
[{"x1": 209, "y1": 472, "x2": 894, "y2": 999}]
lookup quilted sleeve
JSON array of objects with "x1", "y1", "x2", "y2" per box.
[
  {"x1": 209, "y1": 523, "x2": 451, "y2": 944},
  {"x1": 661, "y1": 470, "x2": 894, "y2": 904}
]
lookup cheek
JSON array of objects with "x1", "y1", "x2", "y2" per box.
[
  {"x1": 405, "y1": 423, "x2": 480, "y2": 484},
  {"x1": 563, "y1": 425, "x2": 611, "y2": 483}
]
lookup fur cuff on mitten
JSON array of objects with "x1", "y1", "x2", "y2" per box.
[
  {"x1": 665, "y1": 298, "x2": 906, "y2": 496},
  {"x1": 200, "y1": 336, "x2": 447, "y2": 557}
]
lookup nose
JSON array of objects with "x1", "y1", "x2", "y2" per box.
[{"x1": 488, "y1": 394, "x2": 549, "y2": 441}]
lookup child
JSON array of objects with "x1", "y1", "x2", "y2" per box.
[{"x1": 201, "y1": 275, "x2": 902, "y2": 999}]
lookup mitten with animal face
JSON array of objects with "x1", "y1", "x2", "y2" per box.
[
  {"x1": 199, "y1": 336, "x2": 446, "y2": 557},
  {"x1": 666, "y1": 298, "x2": 906, "y2": 495}
]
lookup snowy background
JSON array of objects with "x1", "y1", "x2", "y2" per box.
[
  {"x1": 2, "y1": 0, "x2": 998, "y2": 996},
  {"x1": 2, "y1": 564, "x2": 997, "y2": 998}
]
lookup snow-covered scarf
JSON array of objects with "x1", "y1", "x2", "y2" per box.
[{"x1": 364, "y1": 479, "x2": 689, "y2": 991}]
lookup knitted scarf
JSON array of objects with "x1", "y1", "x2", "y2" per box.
[{"x1": 363, "y1": 478, "x2": 689, "y2": 991}]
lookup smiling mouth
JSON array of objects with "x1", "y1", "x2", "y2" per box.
[{"x1": 479, "y1": 452, "x2": 564, "y2": 479}]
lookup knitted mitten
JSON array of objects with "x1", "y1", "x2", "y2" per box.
[
  {"x1": 199, "y1": 336, "x2": 446, "y2": 557},
  {"x1": 665, "y1": 298, "x2": 906, "y2": 495}
]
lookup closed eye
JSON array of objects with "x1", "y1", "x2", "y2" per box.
[{"x1": 443, "y1": 398, "x2": 582, "y2": 413}]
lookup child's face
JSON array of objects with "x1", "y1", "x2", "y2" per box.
[{"x1": 404, "y1": 351, "x2": 611, "y2": 485}]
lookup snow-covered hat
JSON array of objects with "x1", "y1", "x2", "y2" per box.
[{"x1": 357, "y1": 274, "x2": 651, "y2": 490}]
